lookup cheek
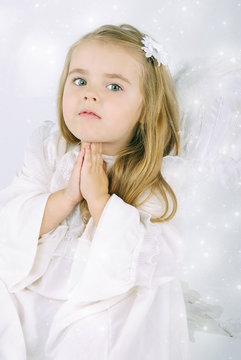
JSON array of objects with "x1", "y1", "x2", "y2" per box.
[
  {"x1": 62, "y1": 89, "x2": 75, "y2": 116},
  {"x1": 123, "y1": 97, "x2": 142, "y2": 124}
]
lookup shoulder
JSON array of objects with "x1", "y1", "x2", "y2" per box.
[
  {"x1": 27, "y1": 120, "x2": 69, "y2": 170},
  {"x1": 137, "y1": 155, "x2": 187, "y2": 218},
  {"x1": 27, "y1": 120, "x2": 59, "y2": 148}
]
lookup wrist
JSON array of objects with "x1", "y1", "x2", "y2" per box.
[
  {"x1": 87, "y1": 194, "x2": 111, "y2": 225},
  {"x1": 62, "y1": 189, "x2": 79, "y2": 209},
  {"x1": 87, "y1": 194, "x2": 111, "y2": 211}
]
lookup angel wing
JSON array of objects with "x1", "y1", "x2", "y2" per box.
[{"x1": 167, "y1": 55, "x2": 241, "y2": 342}]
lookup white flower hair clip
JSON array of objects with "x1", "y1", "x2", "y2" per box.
[{"x1": 141, "y1": 35, "x2": 169, "y2": 66}]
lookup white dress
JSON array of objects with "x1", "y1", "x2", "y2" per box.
[
  {"x1": 0, "y1": 120, "x2": 191, "y2": 359},
  {"x1": 1, "y1": 54, "x2": 240, "y2": 359}
]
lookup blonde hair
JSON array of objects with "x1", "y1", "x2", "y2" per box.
[{"x1": 57, "y1": 24, "x2": 180, "y2": 226}]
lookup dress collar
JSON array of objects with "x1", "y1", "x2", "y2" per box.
[{"x1": 101, "y1": 153, "x2": 117, "y2": 172}]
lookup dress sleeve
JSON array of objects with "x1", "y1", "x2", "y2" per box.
[
  {"x1": 0, "y1": 120, "x2": 68, "y2": 291},
  {"x1": 69, "y1": 193, "x2": 183, "y2": 302}
]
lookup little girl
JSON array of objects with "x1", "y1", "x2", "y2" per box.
[{"x1": 0, "y1": 24, "x2": 191, "y2": 359}]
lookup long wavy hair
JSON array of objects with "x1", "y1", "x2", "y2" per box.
[{"x1": 57, "y1": 24, "x2": 180, "y2": 226}]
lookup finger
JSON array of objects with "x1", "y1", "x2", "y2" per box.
[
  {"x1": 95, "y1": 142, "x2": 100, "y2": 153},
  {"x1": 80, "y1": 148, "x2": 85, "y2": 167},
  {"x1": 95, "y1": 142, "x2": 100, "y2": 154},
  {"x1": 96, "y1": 143, "x2": 102, "y2": 169},
  {"x1": 84, "y1": 143, "x2": 91, "y2": 166},
  {"x1": 91, "y1": 143, "x2": 98, "y2": 170},
  {"x1": 103, "y1": 160, "x2": 107, "y2": 173},
  {"x1": 69, "y1": 149, "x2": 84, "y2": 182},
  {"x1": 81, "y1": 141, "x2": 88, "y2": 151},
  {"x1": 83, "y1": 142, "x2": 90, "y2": 150},
  {"x1": 91, "y1": 142, "x2": 97, "y2": 157},
  {"x1": 78, "y1": 149, "x2": 85, "y2": 177},
  {"x1": 96, "y1": 144, "x2": 102, "y2": 169},
  {"x1": 96, "y1": 152, "x2": 103, "y2": 171},
  {"x1": 75, "y1": 148, "x2": 85, "y2": 167}
]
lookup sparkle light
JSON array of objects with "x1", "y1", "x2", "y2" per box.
[{"x1": 0, "y1": 4, "x2": 240, "y2": 358}]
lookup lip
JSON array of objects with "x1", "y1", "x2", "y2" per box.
[{"x1": 79, "y1": 109, "x2": 101, "y2": 119}]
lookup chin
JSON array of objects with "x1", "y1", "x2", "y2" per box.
[
  {"x1": 68, "y1": 126, "x2": 105, "y2": 144},
  {"x1": 79, "y1": 138, "x2": 104, "y2": 146},
  {"x1": 78, "y1": 132, "x2": 103, "y2": 143},
  {"x1": 70, "y1": 131, "x2": 94, "y2": 143},
  {"x1": 81, "y1": 136, "x2": 100, "y2": 142}
]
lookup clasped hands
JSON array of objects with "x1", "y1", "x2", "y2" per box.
[{"x1": 64, "y1": 142, "x2": 111, "y2": 225}]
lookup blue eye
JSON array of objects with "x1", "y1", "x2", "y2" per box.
[
  {"x1": 73, "y1": 78, "x2": 86, "y2": 86},
  {"x1": 72, "y1": 77, "x2": 122, "y2": 91},
  {"x1": 107, "y1": 84, "x2": 122, "y2": 91}
]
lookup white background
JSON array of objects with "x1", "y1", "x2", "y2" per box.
[{"x1": 0, "y1": 0, "x2": 240, "y2": 358}]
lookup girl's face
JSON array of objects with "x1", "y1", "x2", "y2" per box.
[{"x1": 62, "y1": 39, "x2": 143, "y2": 155}]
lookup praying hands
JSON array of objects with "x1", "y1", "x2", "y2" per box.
[{"x1": 64, "y1": 142, "x2": 110, "y2": 226}]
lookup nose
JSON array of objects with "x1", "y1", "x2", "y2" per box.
[
  {"x1": 84, "y1": 95, "x2": 98, "y2": 102},
  {"x1": 83, "y1": 88, "x2": 99, "y2": 102}
]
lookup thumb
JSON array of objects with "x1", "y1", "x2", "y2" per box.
[{"x1": 103, "y1": 161, "x2": 107, "y2": 172}]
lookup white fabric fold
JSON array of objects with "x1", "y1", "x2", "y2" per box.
[
  {"x1": 68, "y1": 193, "x2": 180, "y2": 303},
  {"x1": 0, "y1": 120, "x2": 59, "y2": 291},
  {"x1": 45, "y1": 193, "x2": 188, "y2": 358},
  {"x1": 0, "y1": 192, "x2": 52, "y2": 290},
  {"x1": 0, "y1": 280, "x2": 27, "y2": 360}
]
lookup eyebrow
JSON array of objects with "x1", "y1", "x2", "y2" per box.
[{"x1": 68, "y1": 68, "x2": 131, "y2": 85}]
